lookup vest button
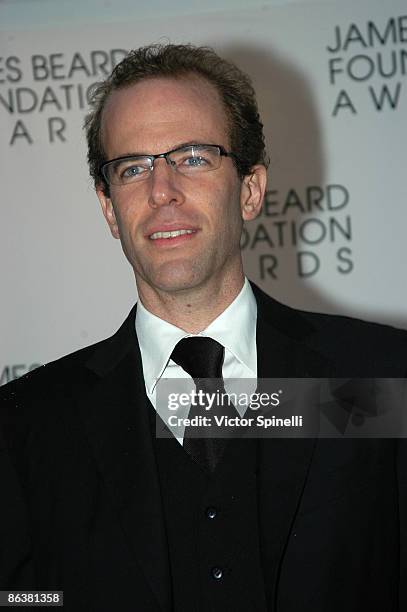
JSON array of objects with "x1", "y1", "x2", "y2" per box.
[
  {"x1": 211, "y1": 567, "x2": 223, "y2": 580},
  {"x1": 206, "y1": 507, "x2": 217, "y2": 519}
]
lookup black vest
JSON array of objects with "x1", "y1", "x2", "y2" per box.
[{"x1": 150, "y1": 406, "x2": 268, "y2": 612}]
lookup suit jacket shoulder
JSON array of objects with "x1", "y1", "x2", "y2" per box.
[
  {"x1": 251, "y1": 282, "x2": 407, "y2": 377},
  {"x1": 0, "y1": 305, "x2": 138, "y2": 442}
]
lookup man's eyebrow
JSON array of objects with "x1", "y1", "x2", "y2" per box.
[{"x1": 114, "y1": 141, "x2": 213, "y2": 158}]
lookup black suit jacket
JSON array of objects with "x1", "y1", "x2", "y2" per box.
[{"x1": 1, "y1": 283, "x2": 407, "y2": 611}]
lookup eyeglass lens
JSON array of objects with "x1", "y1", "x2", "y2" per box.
[{"x1": 103, "y1": 144, "x2": 223, "y2": 185}]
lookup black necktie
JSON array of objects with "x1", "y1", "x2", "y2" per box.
[{"x1": 171, "y1": 337, "x2": 239, "y2": 471}]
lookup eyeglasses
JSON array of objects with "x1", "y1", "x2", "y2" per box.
[{"x1": 99, "y1": 144, "x2": 236, "y2": 186}]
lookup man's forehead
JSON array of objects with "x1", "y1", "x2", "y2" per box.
[
  {"x1": 101, "y1": 75, "x2": 230, "y2": 155},
  {"x1": 105, "y1": 75, "x2": 222, "y2": 119}
]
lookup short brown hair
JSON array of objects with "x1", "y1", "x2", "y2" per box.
[{"x1": 84, "y1": 43, "x2": 269, "y2": 193}]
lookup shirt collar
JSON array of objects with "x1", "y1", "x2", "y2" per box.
[
  {"x1": 135, "y1": 278, "x2": 257, "y2": 394},
  {"x1": 203, "y1": 278, "x2": 257, "y2": 374}
]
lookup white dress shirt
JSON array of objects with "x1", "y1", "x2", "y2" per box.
[{"x1": 136, "y1": 278, "x2": 258, "y2": 443}]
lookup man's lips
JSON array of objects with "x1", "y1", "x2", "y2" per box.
[
  {"x1": 149, "y1": 228, "x2": 196, "y2": 240},
  {"x1": 145, "y1": 225, "x2": 199, "y2": 246}
]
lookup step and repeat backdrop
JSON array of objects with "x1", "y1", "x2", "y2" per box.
[{"x1": 1, "y1": 0, "x2": 406, "y2": 384}]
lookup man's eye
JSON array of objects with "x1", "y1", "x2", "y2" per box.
[
  {"x1": 183, "y1": 156, "x2": 208, "y2": 167},
  {"x1": 121, "y1": 165, "x2": 146, "y2": 178}
]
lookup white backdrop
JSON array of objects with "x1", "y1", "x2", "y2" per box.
[{"x1": 1, "y1": 0, "x2": 406, "y2": 384}]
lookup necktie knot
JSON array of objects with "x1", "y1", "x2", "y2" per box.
[{"x1": 171, "y1": 336, "x2": 224, "y2": 381}]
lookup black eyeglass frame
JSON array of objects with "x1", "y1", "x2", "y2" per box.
[{"x1": 99, "y1": 144, "x2": 238, "y2": 185}]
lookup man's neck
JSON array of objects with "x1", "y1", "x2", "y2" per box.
[{"x1": 136, "y1": 274, "x2": 245, "y2": 334}]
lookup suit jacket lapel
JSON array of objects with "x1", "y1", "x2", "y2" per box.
[
  {"x1": 75, "y1": 306, "x2": 171, "y2": 612},
  {"x1": 252, "y1": 284, "x2": 330, "y2": 608}
]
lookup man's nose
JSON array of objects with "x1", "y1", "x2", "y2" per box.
[{"x1": 148, "y1": 158, "x2": 185, "y2": 209}]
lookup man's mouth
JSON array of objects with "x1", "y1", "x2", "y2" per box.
[{"x1": 149, "y1": 229, "x2": 196, "y2": 240}]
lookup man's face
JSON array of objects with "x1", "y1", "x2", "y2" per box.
[{"x1": 97, "y1": 75, "x2": 265, "y2": 298}]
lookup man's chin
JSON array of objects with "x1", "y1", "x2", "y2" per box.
[
  {"x1": 150, "y1": 276, "x2": 204, "y2": 294},
  {"x1": 137, "y1": 263, "x2": 209, "y2": 295}
]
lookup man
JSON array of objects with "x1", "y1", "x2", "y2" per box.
[{"x1": 1, "y1": 43, "x2": 406, "y2": 611}]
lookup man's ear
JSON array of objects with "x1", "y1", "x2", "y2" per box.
[
  {"x1": 240, "y1": 164, "x2": 268, "y2": 221},
  {"x1": 96, "y1": 185, "x2": 120, "y2": 239}
]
